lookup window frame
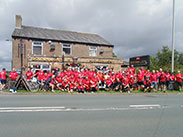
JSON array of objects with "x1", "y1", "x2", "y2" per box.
[
  {"x1": 89, "y1": 46, "x2": 97, "y2": 57},
  {"x1": 62, "y1": 43, "x2": 72, "y2": 55},
  {"x1": 32, "y1": 41, "x2": 43, "y2": 55}
]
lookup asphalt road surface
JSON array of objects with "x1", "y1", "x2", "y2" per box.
[{"x1": 0, "y1": 94, "x2": 183, "y2": 137}]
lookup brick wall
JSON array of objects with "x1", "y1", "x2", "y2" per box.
[{"x1": 12, "y1": 38, "x2": 114, "y2": 71}]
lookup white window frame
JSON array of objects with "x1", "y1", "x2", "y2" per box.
[
  {"x1": 32, "y1": 41, "x2": 43, "y2": 55},
  {"x1": 62, "y1": 43, "x2": 72, "y2": 55},
  {"x1": 89, "y1": 46, "x2": 97, "y2": 57}
]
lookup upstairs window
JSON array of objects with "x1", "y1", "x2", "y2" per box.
[
  {"x1": 62, "y1": 43, "x2": 72, "y2": 55},
  {"x1": 89, "y1": 46, "x2": 97, "y2": 56},
  {"x1": 32, "y1": 41, "x2": 43, "y2": 55}
]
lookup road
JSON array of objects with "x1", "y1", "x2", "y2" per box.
[{"x1": 0, "y1": 94, "x2": 183, "y2": 137}]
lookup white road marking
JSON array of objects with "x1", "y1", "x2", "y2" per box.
[
  {"x1": 129, "y1": 104, "x2": 161, "y2": 108},
  {"x1": 0, "y1": 106, "x2": 66, "y2": 110},
  {"x1": 0, "y1": 105, "x2": 162, "y2": 113}
]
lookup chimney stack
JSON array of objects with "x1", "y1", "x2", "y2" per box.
[{"x1": 16, "y1": 15, "x2": 22, "y2": 28}]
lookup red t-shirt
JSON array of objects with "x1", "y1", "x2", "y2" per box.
[
  {"x1": 159, "y1": 72, "x2": 166, "y2": 82},
  {"x1": 62, "y1": 81, "x2": 68, "y2": 87},
  {"x1": 90, "y1": 78, "x2": 98, "y2": 87},
  {"x1": 69, "y1": 83, "x2": 76, "y2": 90},
  {"x1": 122, "y1": 77, "x2": 129, "y2": 86},
  {"x1": 170, "y1": 75, "x2": 175, "y2": 81},
  {"x1": 83, "y1": 79, "x2": 90, "y2": 90},
  {"x1": 0, "y1": 71, "x2": 7, "y2": 80},
  {"x1": 175, "y1": 74, "x2": 183, "y2": 82},
  {"x1": 151, "y1": 74, "x2": 157, "y2": 82},
  {"x1": 145, "y1": 72, "x2": 152, "y2": 79},
  {"x1": 78, "y1": 84, "x2": 85, "y2": 90},
  {"x1": 26, "y1": 71, "x2": 33, "y2": 80},
  {"x1": 129, "y1": 67, "x2": 136, "y2": 74},
  {"x1": 166, "y1": 73, "x2": 171, "y2": 81},
  {"x1": 141, "y1": 69, "x2": 146, "y2": 75},
  {"x1": 36, "y1": 71, "x2": 45, "y2": 80},
  {"x1": 47, "y1": 73, "x2": 53, "y2": 78},
  {"x1": 106, "y1": 79, "x2": 112, "y2": 86},
  {"x1": 56, "y1": 77, "x2": 62, "y2": 83},
  {"x1": 144, "y1": 80, "x2": 151, "y2": 86},
  {"x1": 9, "y1": 71, "x2": 18, "y2": 81},
  {"x1": 137, "y1": 73, "x2": 144, "y2": 82}
]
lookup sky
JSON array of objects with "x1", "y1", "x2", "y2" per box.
[{"x1": 0, "y1": 0, "x2": 183, "y2": 70}]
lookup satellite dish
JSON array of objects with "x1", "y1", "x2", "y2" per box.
[{"x1": 100, "y1": 49, "x2": 104, "y2": 54}]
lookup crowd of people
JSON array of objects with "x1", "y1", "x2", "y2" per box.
[{"x1": 0, "y1": 65, "x2": 183, "y2": 93}]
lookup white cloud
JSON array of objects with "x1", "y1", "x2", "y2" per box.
[{"x1": 0, "y1": 0, "x2": 183, "y2": 70}]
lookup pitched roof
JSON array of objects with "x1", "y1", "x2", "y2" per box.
[{"x1": 12, "y1": 25, "x2": 113, "y2": 46}]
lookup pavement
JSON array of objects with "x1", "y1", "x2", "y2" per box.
[{"x1": 0, "y1": 94, "x2": 183, "y2": 137}]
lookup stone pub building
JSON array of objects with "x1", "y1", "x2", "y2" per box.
[{"x1": 12, "y1": 15, "x2": 123, "y2": 73}]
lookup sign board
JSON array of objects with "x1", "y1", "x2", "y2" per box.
[{"x1": 129, "y1": 55, "x2": 150, "y2": 68}]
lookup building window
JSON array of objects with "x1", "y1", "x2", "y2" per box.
[
  {"x1": 32, "y1": 41, "x2": 43, "y2": 55},
  {"x1": 62, "y1": 43, "x2": 72, "y2": 55},
  {"x1": 89, "y1": 46, "x2": 97, "y2": 56}
]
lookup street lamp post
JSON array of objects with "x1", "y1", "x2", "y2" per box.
[{"x1": 171, "y1": 0, "x2": 175, "y2": 73}]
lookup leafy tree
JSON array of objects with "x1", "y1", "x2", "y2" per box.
[{"x1": 150, "y1": 45, "x2": 183, "y2": 73}]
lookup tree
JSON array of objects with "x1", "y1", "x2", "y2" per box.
[{"x1": 150, "y1": 45, "x2": 183, "y2": 73}]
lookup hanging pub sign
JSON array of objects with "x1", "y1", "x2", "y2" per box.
[{"x1": 129, "y1": 55, "x2": 150, "y2": 68}]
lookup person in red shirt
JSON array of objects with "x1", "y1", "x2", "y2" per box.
[
  {"x1": 49, "y1": 75, "x2": 56, "y2": 92},
  {"x1": 9, "y1": 68, "x2": 19, "y2": 81},
  {"x1": 47, "y1": 70, "x2": 54, "y2": 78},
  {"x1": 77, "y1": 81, "x2": 85, "y2": 93},
  {"x1": 140, "y1": 67, "x2": 146, "y2": 76},
  {"x1": 0, "y1": 68, "x2": 7, "y2": 91},
  {"x1": 129, "y1": 65, "x2": 136, "y2": 74},
  {"x1": 90, "y1": 74, "x2": 99, "y2": 93},
  {"x1": 128, "y1": 72, "x2": 135, "y2": 91},
  {"x1": 105, "y1": 76, "x2": 112, "y2": 91},
  {"x1": 144, "y1": 77, "x2": 152, "y2": 92},
  {"x1": 122, "y1": 76, "x2": 130, "y2": 93},
  {"x1": 170, "y1": 73, "x2": 175, "y2": 81},
  {"x1": 61, "y1": 78, "x2": 69, "y2": 91},
  {"x1": 26, "y1": 68, "x2": 33, "y2": 80},
  {"x1": 175, "y1": 70, "x2": 183, "y2": 91},
  {"x1": 159, "y1": 70, "x2": 167, "y2": 92},
  {"x1": 137, "y1": 70, "x2": 144, "y2": 90},
  {"x1": 145, "y1": 70, "x2": 151, "y2": 80},
  {"x1": 83, "y1": 76, "x2": 90, "y2": 92},
  {"x1": 69, "y1": 80, "x2": 76, "y2": 93},
  {"x1": 55, "y1": 73, "x2": 62, "y2": 90},
  {"x1": 150, "y1": 70, "x2": 158, "y2": 90},
  {"x1": 166, "y1": 72, "x2": 171, "y2": 88},
  {"x1": 34, "y1": 69, "x2": 45, "y2": 86}
]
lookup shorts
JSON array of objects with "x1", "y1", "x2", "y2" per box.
[
  {"x1": 160, "y1": 81, "x2": 166, "y2": 86},
  {"x1": 137, "y1": 81, "x2": 144, "y2": 86},
  {"x1": 57, "y1": 83, "x2": 62, "y2": 87},
  {"x1": 129, "y1": 84, "x2": 133, "y2": 89},
  {"x1": 151, "y1": 81, "x2": 157, "y2": 88},
  {"x1": 0, "y1": 79, "x2": 7, "y2": 84},
  {"x1": 177, "y1": 81, "x2": 182, "y2": 87}
]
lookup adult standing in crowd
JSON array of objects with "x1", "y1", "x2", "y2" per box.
[
  {"x1": 26, "y1": 68, "x2": 33, "y2": 80},
  {"x1": 175, "y1": 70, "x2": 183, "y2": 91},
  {"x1": 0, "y1": 68, "x2": 7, "y2": 91},
  {"x1": 9, "y1": 68, "x2": 19, "y2": 81}
]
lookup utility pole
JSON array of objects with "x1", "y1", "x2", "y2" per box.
[
  {"x1": 171, "y1": 0, "x2": 175, "y2": 73},
  {"x1": 20, "y1": 39, "x2": 23, "y2": 76}
]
